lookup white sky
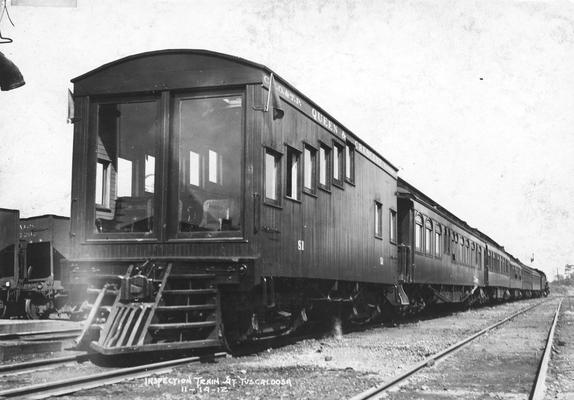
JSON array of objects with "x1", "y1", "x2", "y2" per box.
[{"x1": 0, "y1": 0, "x2": 572, "y2": 279}]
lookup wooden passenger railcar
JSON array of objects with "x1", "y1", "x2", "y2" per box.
[
  {"x1": 67, "y1": 50, "x2": 400, "y2": 355},
  {"x1": 396, "y1": 179, "x2": 487, "y2": 305}
]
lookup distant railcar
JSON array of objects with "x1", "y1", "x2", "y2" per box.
[
  {"x1": 396, "y1": 179, "x2": 488, "y2": 307},
  {"x1": 18, "y1": 215, "x2": 72, "y2": 318},
  {"x1": 0, "y1": 208, "x2": 19, "y2": 316},
  {"x1": 66, "y1": 50, "x2": 548, "y2": 356},
  {"x1": 0, "y1": 213, "x2": 71, "y2": 318}
]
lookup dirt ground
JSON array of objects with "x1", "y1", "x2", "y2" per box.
[
  {"x1": 547, "y1": 294, "x2": 574, "y2": 400},
  {"x1": 59, "y1": 297, "x2": 556, "y2": 399}
]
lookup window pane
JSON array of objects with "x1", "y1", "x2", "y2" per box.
[
  {"x1": 435, "y1": 232, "x2": 440, "y2": 255},
  {"x1": 319, "y1": 147, "x2": 327, "y2": 185},
  {"x1": 265, "y1": 152, "x2": 278, "y2": 201},
  {"x1": 189, "y1": 151, "x2": 200, "y2": 186},
  {"x1": 145, "y1": 155, "x2": 155, "y2": 193},
  {"x1": 95, "y1": 101, "x2": 158, "y2": 233},
  {"x1": 389, "y1": 210, "x2": 397, "y2": 242},
  {"x1": 95, "y1": 161, "x2": 104, "y2": 205},
  {"x1": 208, "y1": 149, "x2": 221, "y2": 184},
  {"x1": 375, "y1": 202, "x2": 382, "y2": 237},
  {"x1": 117, "y1": 157, "x2": 133, "y2": 197},
  {"x1": 177, "y1": 95, "x2": 242, "y2": 233},
  {"x1": 286, "y1": 148, "x2": 299, "y2": 200},
  {"x1": 345, "y1": 144, "x2": 355, "y2": 181},
  {"x1": 304, "y1": 147, "x2": 315, "y2": 191},
  {"x1": 415, "y1": 224, "x2": 422, "y2": 250},
  {"x1": 333, "y1": 146, "x2": 340, "y2": 181}
]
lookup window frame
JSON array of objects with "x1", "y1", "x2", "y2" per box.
[
  {"x1": 302, "y1": 142, "x2": 318, "y2": 197},
  {"x1": 424, "y1": 218, "x2": 433, "y2": 256},
  {"x1": 374, "y1": 201, "x2": 383, "y2": 239},
  {"x1": 318, "y1": 142, "x2": 332, "y2": 192},
  {"x1": 284, "y1": 145, "x2": 302, "y2": 202},
  {"x1": 169, "y1": 91, "x2": 246, "y2": 240},
  {"x1": 434, "y1": 223, "x2": 441, "y2": 258},
  {"x1": 95, "y1": 159, "x2": 111, "y2": 211},
  {"x1": 389, "y1": 208, "x2": 397, "y2": 244},
  {"x1": 87, "y1": 94, "x2": 162, "y2": 241},
  {"x1": 264, "y1": 147, "x2": 283, "y2": 208},
  {"x1": 414, "y1": 213, "x2": 423, "y2": 253},
  {"x1": 332, "y1": 139, "x2": 345, "y2": 189},
  {"x1": 345, "y1": 141, "x2": 355, "y2": 185}
]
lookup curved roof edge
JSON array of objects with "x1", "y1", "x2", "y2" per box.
[{"x1": 72, "y1": 49, "x2": 398, "y2": 173}]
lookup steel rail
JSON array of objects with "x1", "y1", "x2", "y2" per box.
[
  {"x1": 530, "y1": 297, "x2": 563, "y2": 400},
  {"x1": 349, "y1": 299, "x2": 551, "y2": 400},
  {"x1": 0, "y1": 328, "x2": 82, "y2": 341},
  {"x1": 0, "y1": 352, "x2": 227, "y2": 399},
  {"x1": 0, "y1": 354, "x2": 87, "y2": 376}
]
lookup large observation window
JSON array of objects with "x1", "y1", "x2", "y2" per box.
[
  {"x1": 94, "y1": 100, "x2": 159, "y2": 234},
  {"x1": 175, "y1": 94, "x2": 243, "y2": 234}
]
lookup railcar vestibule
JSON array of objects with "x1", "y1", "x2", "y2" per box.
[{"x1": 91, "y1": 92, "x2": 244, "y2": 238}]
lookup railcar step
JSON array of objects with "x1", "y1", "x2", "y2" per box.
[
  {"x1": 156, "y1": 304, "x2": 216, "y2": 312},
  {"x1": 162, "y1": 289, "x2": 216, "y2": 295},
  {"x1": 87, "y1": 288, "x2": 119, "y2": 295},
  {"x1": 168, "y1": 273, "x2": 216, "y2": 279},
  {"x1": 89, "y1": 339, "x2": 221, "y2": 354},
  {"x1": 149, "y1": 321, "x2": 217, "y2": 330}
]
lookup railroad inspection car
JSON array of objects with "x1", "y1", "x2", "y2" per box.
[
  {"x1": 67, "y1": 50, "x2": 402, "y2": 355},
  {"x1": 67, "y1": 50, "x2": 548, "y2": 356}
]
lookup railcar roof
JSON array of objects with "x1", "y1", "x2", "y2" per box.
[
  {"x1": 72, "y1": 49, "x2": 398, "y2": 172},
  {"x1": 397, "y1": 177, "x2": 506, "y2": 249}
]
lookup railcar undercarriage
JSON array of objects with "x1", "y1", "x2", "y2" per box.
[{"x1": 72, "y1": 259, "x2": 547, "y2": 357}]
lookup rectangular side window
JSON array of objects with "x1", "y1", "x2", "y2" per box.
[
  {"x1": 389, "y1": 209, "x2": 397, "y2": 243},
  {"x1": 333, "y1": 141, "x2": 344, "y2": 187},
  {"x1": 415, "y1": 214, "x2": 423, "y2": 252},
  {"x1": 425, "y1": 220, "x2": 432, "y2": 255},
  {"x1": 434, "y1": 226, "x2": 441, "y2": 256},
  {"x1": 285, "y1": 146, "x2": 300, "y2": 201},
  {"x1": 95, "y1": 159, "x2": 110, "y2": 208},
  {"x1": 303, "y1": 144, "x2": 317, "y2": 195},
  {"x1": 345, "y1": 142, "x2": 355, "y2": 183},
  {"x1": 374, "y1": 201, "x2": 383, "y2": 239},
  {"x1": 265, "y1": 149, "x2": 281, "y2": 205},
  {"x1": 319, "y1": 144, "x2": 331, "y2": 190}
]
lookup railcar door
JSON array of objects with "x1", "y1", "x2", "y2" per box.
[
  {"x1": 396, "y1": 198, "x2": 413, "y2": 283},
  {"x1": 484, "y1": 245, "x2": 489, "y2": 286}
]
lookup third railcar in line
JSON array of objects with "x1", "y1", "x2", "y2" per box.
[{"x1": 59, "y1": 50, "x2": 547, "y2": 356}]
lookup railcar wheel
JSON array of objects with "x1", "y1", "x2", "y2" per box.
[{"x1": 25, "y1": 298, "x2": 48, "y2": 319}]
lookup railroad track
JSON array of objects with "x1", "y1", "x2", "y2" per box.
[
  {"x1": 0, "y1": 352, "x2": 227, "y2": 399},
  {"x1": 350, "y1": 297, "x2": 562, "y2": 400},
  {"x1": 0, "y1": 328, "x2": 82, "y2": 342},
  {"x1": 0, "y1": 354, "x2": 88, "y2": 377}
]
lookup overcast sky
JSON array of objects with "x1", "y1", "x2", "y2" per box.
[{"x1": 0, "y1": 0, "x2": 572, "y2": 279}]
